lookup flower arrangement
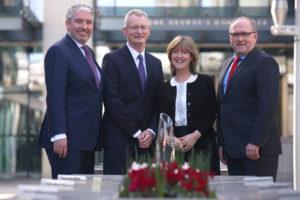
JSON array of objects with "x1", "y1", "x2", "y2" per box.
[
  {"x1": 119, "y1": 113, "x2": 215, "y2": 198},
  {"x1": 119, "y1": 160, "x2": 216, "y2": 198}
]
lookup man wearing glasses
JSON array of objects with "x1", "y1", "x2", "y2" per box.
[
  {"x1": 101, "y1": 9, "x2": 163, "y2": 174},
  {"x1": 217, "y1": 16, "x2": 282, "y2": 181}
]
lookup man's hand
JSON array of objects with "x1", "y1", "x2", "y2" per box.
[
  {"x1": 138, "y1": 130, "x2": 153, "y2": 149},
  {"x1": 179, "y1": 130, "x2": 201, "y2": 152},
  {"x1": 218, "y1": 147, "x2": 227, "y2": 165},
  {"x1": 245, "y1": 143, "x2": 260, "y2": 160},
  {"x1": 53, "y1": 138, "x2": 68, "y2": 158}
]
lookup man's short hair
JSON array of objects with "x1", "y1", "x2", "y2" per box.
[
  {"x1": 123, "y1": 9, "x2": 149, "y2": 27},
  {"x1": 66, "y1": 4, "x2": 94, "y2": 21},
  {"x1": 229, "y1": 16, "x2": 257, "y2": 32}
]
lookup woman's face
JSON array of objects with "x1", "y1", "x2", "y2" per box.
[{"x1": 171, "y1": 45, "x2": 193, "y2": 73}]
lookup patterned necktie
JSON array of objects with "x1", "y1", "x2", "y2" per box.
[
  {"x1": 137, "y1": 54, "x2": 147, "y2": 91},
  {"x1": 82, "y1": 45, "x2": 100, "y2": 88},
  {"x1": 227, "y1": 56, "x2": 240, "y2": 87}
]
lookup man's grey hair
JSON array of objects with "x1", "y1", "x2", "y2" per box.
[
  {"x1": 229, "y1": 16, "x2": 257, "y2": 32},
  {"x1": 66, "y1": 4, "x2": 94, "y2": 21},
  {"x1": 123, "y1": 9, "x2": 149, "y2": 27}
]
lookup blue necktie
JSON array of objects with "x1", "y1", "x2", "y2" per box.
[
  {"x1": 82, "y1": 45, "x2": 100, "y2": 88},
  {"x1": 137, "y1": 54, "x2": 146, "y2": 91}
]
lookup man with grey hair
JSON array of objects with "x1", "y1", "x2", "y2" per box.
[
  {"x1": 40, "y1": 4, "x2": 103, "y2": 179},
  {"x1": 102, "y1": 9, "x2": 163, "y2": 174},
  {"x1": 217, "y1": 16, "x2": 282, "y2": 181}
]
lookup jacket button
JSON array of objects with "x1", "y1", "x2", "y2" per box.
[{"x1": 187, "y1": 102, "x2": 191, "y2": 106}]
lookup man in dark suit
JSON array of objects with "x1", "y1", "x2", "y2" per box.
[
  {"x1": 39, "y1": 4, "x2": 103, "y2": 179},
  {"x1": 217, "y1": 16, "x2": 282, "y2": 181},
  {"x1": 102, "y1": 9, "x2": 163, "y2": 174}
]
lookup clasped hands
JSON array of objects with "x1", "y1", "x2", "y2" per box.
[
  {"x1": 138, "y1": 129, "x2": 154, "y2": 149},
  {"x1": 173, "y1": 130, "x2": 201, "y2": 152}
]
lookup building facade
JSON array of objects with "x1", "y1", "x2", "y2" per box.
[{"x1": 0, "y1": 0, "x2": 295, "y2": 177}]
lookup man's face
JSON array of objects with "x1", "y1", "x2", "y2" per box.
[
  {"x1": 229, "y1": 19, "x2": 257, "y2": 56},
  {"x1": 66, "y1": 9, "x2": 93, "y2": 44},
  {"x1": 122, "y1": 14, "x2": 150, "y2": 49}
]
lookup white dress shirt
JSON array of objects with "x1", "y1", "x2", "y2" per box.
[{"x1": 170, "y1": 74, "x2": 198, "y2": 126}]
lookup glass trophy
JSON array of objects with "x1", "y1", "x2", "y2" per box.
[{"x1": 155, "y1": 113, "x2": 175, "y2": 164}]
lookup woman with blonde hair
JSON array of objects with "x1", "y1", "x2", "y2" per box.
[{"x1": 158, "y1": 35, "x2": 219, "y2": 174}]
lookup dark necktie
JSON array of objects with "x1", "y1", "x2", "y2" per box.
[
  {"x1": 82, "y1": 45, "x2": 100, "y2": 88},
  {"x1": 227, "y1": 56, "x2": 240, "y2": 87},
  {"x1": 137, "y1": 54, "x2": 147, "y2": 91}
]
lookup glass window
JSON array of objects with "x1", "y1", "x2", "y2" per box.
[
  {"x1": 0, "y1": 46, "x2": 43, "y2": 176},
  {"x1": 240, "y1": 0, "x2": 269, "y2": 7}
]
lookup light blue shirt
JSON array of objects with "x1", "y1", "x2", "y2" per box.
[{"x1": 222, "y1": 55, "x2": 245, "y2": 94}]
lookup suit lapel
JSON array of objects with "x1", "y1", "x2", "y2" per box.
[
  {"x1": 228, "y1": 49, "x2": 256, "y2": 88},
  {"x1": 64, "y1": 35, "x2": 99, "y2": 89},
  {"x1": 232, "y1": 50, "x2": 257, "y2": 79},
  {"x1": 121, "y1": 45, "x2": 145, "y2": 93},
  {"x1": 144, "y1": 53, "x2": 153, "y2": 92},
  {"x1": 218, "y1": 58, "x2": 232, "y2": 97},
  {"x1": 224, "y1": 48, "x2": 257, "y2": 93}
]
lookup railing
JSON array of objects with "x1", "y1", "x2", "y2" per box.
[{"x1": 97, "y1": 6, "x2": 295, "y2": 18}]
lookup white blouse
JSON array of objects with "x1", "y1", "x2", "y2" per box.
[{"x1": 170, "y1": 74, "x2": 198, "y2": 126}]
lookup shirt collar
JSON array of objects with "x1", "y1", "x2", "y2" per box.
[
  {"x1": 234, "y1": 54, "x2": 246, "y2": 61},
  {"x1": 126, "y1": 42, "x2": 145, "y2": 60},
  {"x1": 170, "y1": 74, "x2": 198, "y2": 86},
  {"x1": 68, "y1": 33, "x2": 85, "y2": 48}
]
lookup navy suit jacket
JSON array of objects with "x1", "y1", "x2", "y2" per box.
[
  {"x1": 102, "y1": 45, "x2": 163, "y2": 148},
  {"x1": 217, "y1": 48, "x2": 282, "y2": 158},
  {"x1": 39, "y1": 34, "x2": 103, "y2": 151}
]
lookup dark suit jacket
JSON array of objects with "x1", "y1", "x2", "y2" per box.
[
  {"x1": 102, "y1": 45, "x2": 163, "y2": 149},
  {"x1": 158, "y1": 73, "x2": 217, "y2": 152},
  {"x1": 217, "y1": 48, "x2": 282, "y2": 158},
  {"x1": 39, "y1": 34, "x2": 103, "y2": 151}
]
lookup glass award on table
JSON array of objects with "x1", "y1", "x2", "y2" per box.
[{"x1": 155, "y1": 113, "x2": 175, "y2": 164}]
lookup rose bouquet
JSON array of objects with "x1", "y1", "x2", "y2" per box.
[
  {"x1": 119, "y1": 113, "x2": 215, "y2": 198},
  {"x1": 119, "y1": 160, "x2": 216, "y2": 198}
]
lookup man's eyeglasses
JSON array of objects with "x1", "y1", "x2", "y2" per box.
[
  {"x1": 229, "y1": 32, "x2": 256, "y2": 38},
  {"x1": 126, "y1": 26, "x2": 149, "y2": 31}
]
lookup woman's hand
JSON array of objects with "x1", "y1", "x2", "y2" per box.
[
  {"x1": 179, "y1": 130, "x2": 201, "y2": 152},
  {"x1": 174, "y1": 137, "x2": 184, "y2": 152}
]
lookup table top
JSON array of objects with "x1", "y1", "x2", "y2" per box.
[{"x1": 15, "y1": 175, "x2": 300, "y2": 200}]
